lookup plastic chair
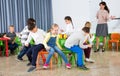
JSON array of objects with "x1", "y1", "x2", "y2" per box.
[
  {"x1": 36, "y1": 49, "x2": 58, "y2": 69},
  {"x1": 0, "y1": 40, "x2": 5, "y2": 56},
  {"x1": 57, "y1": 35, "x2": 76, "y2": 67},
  {"x1": 108, "y1": 33, "x2": 120, "y2": 51},
  {"x1": 92, "y1": 34, "x2": 110, "y2": 50},
  {"x1": 14, "y1": 36, "x2": 22, "y2": 55}
]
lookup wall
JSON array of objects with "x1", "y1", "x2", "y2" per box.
[{"x1": 52, "y1": 0, "x2": 120, "y2": 33}]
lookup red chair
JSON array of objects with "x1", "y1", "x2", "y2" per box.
[{"x1": 108, "y1": 33, "x2": 120, "y2": 51}]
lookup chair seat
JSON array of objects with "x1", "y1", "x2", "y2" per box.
[{"x1": 109, "y1": 40, "x2": 119, "y2": 43}]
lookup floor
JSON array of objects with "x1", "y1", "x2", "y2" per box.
[{"x1": 0, "y1": 50, "x2": 120, "y2": 76}]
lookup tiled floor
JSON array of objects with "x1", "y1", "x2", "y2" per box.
[{"x1": 0, "y1": 50, "x2": 120, "y2": 76}]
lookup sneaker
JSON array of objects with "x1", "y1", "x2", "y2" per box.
[
  {"x1": 94, "y1": 48, "x2": 99, "y2": 52},
  {"x1": 27, "y1": 63, "x2": 32, "y2": 66},
  {"x1": 17, "y1": 57, "x2": 23, "y2": 61},
  {"x1": 78, "y1": 65, "x2": 89, "y2": 70},
  {"x1": 27, "y1": 66, "x2": 36, "y2": 72},
  {"x1": 43, "y1": 64, "x2": 49, "y2": 69},
  {"x1": 85, "y1": 58, "x2": 95, "y2": 63},
  {"x1": 66, "y1": 63, "x2": 71, "y2": 69},
  {"x1": 102, "y1": 48, "x2": 105, "y2": 52}
]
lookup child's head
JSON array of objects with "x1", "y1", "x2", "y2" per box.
[
  {"x1": 50, "y1": 24, "x2": 59, "y2": 35},
  {"x1": 28, "y1": 23, "x2": 37, "y2": 33},
  {"x1": 82, "y1": 27, "x2": 90, "y2": 36},
  {"x1": 27, "y1": 18, "x2": 36, "y2": 26},
  {"x1": 99, "y1": 1, "x2": 109, "y2": 13},
  {"x1": 64, "y1": 16, "x2": 72, "y2": 24},
  {"x1": 85, "y1": 21, "x2": 91, "y2": 28},
  {"x1": 9, "y1": 25, "x2": 15, "y2": 33}
]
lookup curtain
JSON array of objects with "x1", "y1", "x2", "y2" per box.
[{"x1": 0, "y1": 0, "x2": 53, "y2": 33}]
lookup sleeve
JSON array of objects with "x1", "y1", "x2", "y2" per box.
[
  {"x1": 25, "y1": 33, "x2": 32, "y2": 45},
  {"x1": 41, "y1": 30, "x2": 46, "y2": 37},
  {"x1": 56, "y1": 35, "x2": 63, "y2": 50},
  {"x1": 96, "y1": 11, "x2": 99, "y2": 19},
  {"x1": 43, "y1": 33, "x2": 50, "y2": 49},
  {"x1": 106, "y1": 11, "x2": 110, "y2": 21},
  {"x1": 79, "y1": 40, "x2": 88, "y2": 49}
]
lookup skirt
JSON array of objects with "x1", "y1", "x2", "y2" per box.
[{"x1": 96, "y1": 23, "x2": 108, "y2": 37}]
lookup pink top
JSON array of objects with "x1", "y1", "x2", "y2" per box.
[{"x1": 96, "y1": 10, "x2": 109, "y2": 24}]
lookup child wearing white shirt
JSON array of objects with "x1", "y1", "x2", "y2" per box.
[{"x1": 25, "y1": 24, "x2": 46, "y2": 72}]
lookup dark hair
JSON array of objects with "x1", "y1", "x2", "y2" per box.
[
  {"x1": 27, "y1": 18, "x2": 36, "y2": 26},
  {"x1": 99, "y1": 1, "x2": 109, "y2": 13},
  {"x1": 82, "y1": 27, "x2": 90, "y2": 33},
  {"x1": 9, "y1": 25, "x2": 14, "y2": 27},
  {"x1": 28, "y1": 23, "x2": 36, "y2": 31},
  {"x1": 64, "y1": 16, "x2": 74, "y2": 28}
]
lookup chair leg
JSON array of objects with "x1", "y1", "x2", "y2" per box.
[
  {"x1": 50, "y1": 59, "x2": 52, "y2": 69},
  {"x1": 116, "y1": 42, "x2": 118, "y2": 51},
  {"x1": 41, "y1": 54, "x2": 46, "y2": 64}
]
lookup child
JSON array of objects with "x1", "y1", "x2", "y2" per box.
[
  {"x1": 17, "y1": 18, "x2": 36, "y2": 61},
  {"x1": 61, "y1": 16, "x2": 74, "y2": 35},
  {"x1": 83, "y1": 22, "x2": 95, "y2": 63},
  {"x1": 4, "y1": 25, "x2": 18, "y2": 55},
  {"x1": 43, "y1": 24, "x2": 71, "y2": 69},
  {"x1": 65, "y1": 27, "x2": 92, "y2": 70},
  {"x1": 25, "y1": 23, "x2": 46, "y2": 72}
]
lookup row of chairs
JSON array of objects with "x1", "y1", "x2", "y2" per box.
[{"x1": 93, "y1": 33, "x2": 120, "y2": 51}]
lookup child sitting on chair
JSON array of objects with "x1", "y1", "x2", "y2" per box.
[
  {"x1": 4, "y1": 25, "x2": 18, "y2": 55},
  {"x1": 43, "y1": 24, "x2": 71, "y2": 69}
]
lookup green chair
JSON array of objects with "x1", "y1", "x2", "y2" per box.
[
  {"x1": 57, "y1": 38, "x2": 76, "y2": 67},
  {"x1": 14, "y1": 36, "x2": 22, "y2": 55},
  {"x1": 0, "y1": 40, "x2": 5, "y2": 56},
  {"x1": 92, "y1": 34, "x2": 110, "y2": 50}
]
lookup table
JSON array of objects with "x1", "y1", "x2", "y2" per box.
[{"x1": 0, "y1": 38, "x2": 10, "y2": 57}]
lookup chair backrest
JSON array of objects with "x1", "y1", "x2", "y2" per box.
[
  {"x1": 110, "y1": 33, "x2": 120, "y2": 40},
  {"x1": 58, "y1": 39, "x2": 66, "y2": 49}
]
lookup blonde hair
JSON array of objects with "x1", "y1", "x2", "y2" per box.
[
  {"x1": 47, "y1": 23, "x2": 59, "y2": 32},
  {"x1": 85, "y1": 21, "x2": 91, "y2": 28}
]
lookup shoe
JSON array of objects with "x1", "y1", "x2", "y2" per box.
[
  {"x1": 94, "y1": 48, "x2": 99, "y2": 52},
  {"x1": 27, "y1": 63, "x2": 32, "y2": 66},
  {"x1": 17, "y1": 57, "x2": 23, "y2": 61},
  {"x1": 78, "y1": 65, "x2": 89, "y2": 70},
  {"x1": 27, "y1": 66, "x2": 36, "y2": 72},
  {"x1": 102, "y1": 48, "x2": 105, "y2": 52},
  {"x1": 66, "y1": 63, "x2": 71, "y2": 69},
  {"x1": 85, "y1": 58, "x2": 95, "y2": 63},
  {"x1": 43, "y1": 64, "x2": 49, "y2": 69}
]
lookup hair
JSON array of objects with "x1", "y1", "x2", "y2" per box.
[
  {"x1": 64, "y1": 16, "x2": 74, "y2": 28},
  {"x1": 99, "y1": 1, "x2": 109, "y2": 13},
  {"x1": 47, "y1": 23, "x2": 59, "y2": 32},
  {"x1": 28, "y1": 23, "x2": 36, "y2": 31},
  {"x1": 27, "y1": 18, "x2": 36, "y2": 26},
  {"x1": 85, "y1": 21, "x2": 91, "y2": 28},
  {"x1": 9, "y1": 25, "x2": 14, "y2": 28},
  {"x1": 82, "y1": 27, "x2": 90, "y2": 33}
]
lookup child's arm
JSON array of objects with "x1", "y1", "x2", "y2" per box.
[
  {"x1": 43, "y1": 33, "x2": 51, "y2": 50},
  {"x1": 79, "y1": 39, "x2": 92, "y2": 49},
  {"x1": 56, "y1": 35, "x2": 63, "y2": 50},
  {"x1": 25, "y1": 33, "x2": 32, "y2": 46},
  {"x1": 3, "y1": 34, "x2": 11, "y2": 39}
]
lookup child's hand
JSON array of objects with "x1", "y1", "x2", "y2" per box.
[
  {"x1": 12, "y1": 41, "x2": 15, "y2": 44},
  {"x1": 87, "y1": 44, "x2": 92, "y2": 48},
  {"x1": 110, "y1": 16, "x2": 116, "y2": 20},
  {"x1": 46, "y1": 46, "x2": 51, "y2": 50},
  {"x1": 60, "y1": 29, "x2": 64, "y2": 32},
  {"x1": 25, "y1": 44, "x2": 29, "y2": 47}
]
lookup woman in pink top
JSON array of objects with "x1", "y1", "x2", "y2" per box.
[{"x1": 95, "y1": 1, "x2": 114, "y2": 52}]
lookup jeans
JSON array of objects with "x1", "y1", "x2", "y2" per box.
[
  {"x1": 67, "y1": 45, "x2": 84, "y2": 67},
  {"x1": 26, "y1": 44, "x2": 45, "y2": 66},
  {"x1": 45, "y1": 46, "x2": 69, "y2": 64},
  {"x1": 8, "y1": 43, "x2": 18, "y2": 54},
  {"x1": 17, "y1": 44, "x2": 31, "y2": 59}
]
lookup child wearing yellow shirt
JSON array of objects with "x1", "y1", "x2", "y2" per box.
[{"x1": 43, "y1": 24, "x2": 71, "y2": 69}]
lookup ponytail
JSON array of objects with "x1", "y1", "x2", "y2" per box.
[{"x1": 64, "y1": 16, "x2": 74, "y2": 29}]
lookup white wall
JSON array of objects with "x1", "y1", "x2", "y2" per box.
[{"x1": 52, "y1": 0, "x2": 120, "y2": 33}]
